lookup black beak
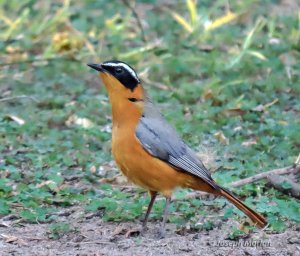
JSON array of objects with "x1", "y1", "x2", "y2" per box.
[{"x1": 87, "y1": 63, "x2": 104, "y2": 72}]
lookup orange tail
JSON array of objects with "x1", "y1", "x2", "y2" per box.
[{"x1": 219, "y1": 187, "x2": 267, "y2": 228}]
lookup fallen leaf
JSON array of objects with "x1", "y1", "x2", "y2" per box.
[
  {"x1": 214, "y1": 131, "x2": 229, "y2": 145},
  {"x1": 1, "y1": 234, "x2": 18, "y2": 243},
  {"x1": 252, "y1": 99, "x2": 278, "y2": 112},
  {"x1": 198, "y1": 44, "x2": 214, "y2": 52},
  {"x1": 90, "y1": 166, "x2": 97, "y2": 173},
  {"x1": 242, "y1": 139, "x2": 257, "y2": 147},
  {"x1": 252, "y1": 104, "x2": 265, "y2": 112},
  {"x1": 112, "y1": 226, "x2": 127, "y2": 236},
  {"x1": 99, "y1": 174, "x2": 129, "y2": 185},
  {"x1": 3, "y1": 114, "x2": 25, "y2": 125},
  {"x1": 0, "y1": 234, "x2": 27, "y2": 245},
  {"x1": 223, "y1": 108, "x2": 246, "y2": 117},
  {"x1": 65, "y1": 114, "x2": 94, "y2": 128},
  {"x1": 36, "y1": 180, "x2": 56, "y2": 188},
  {"x1": 202, "y1": 89, "x2": 214, "y2": 101},
  {"x1": 0, "y1": 170, "x2": 10, "y2": 178},
  {"x1": 233, "y1": 126, "x2": 242, "y2": 132},
  {"x1": 52, "y1": 31, "x2": 83, "y2": 53},
  {"x1": 0, "y1": 221, "x2": 10, "y2": 228}
]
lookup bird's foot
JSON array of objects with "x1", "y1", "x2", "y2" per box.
[
  {"x1": 125, "y1": 225, "x2": 147, "y2": 238},
  {"x1": 156, "y1": 227, "x2": 166, "y2": 239},
  {"x1": 112, "y1": 224, "x2": 145, "y2": 238}
]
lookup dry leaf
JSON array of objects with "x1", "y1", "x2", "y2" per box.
[
  {"x1": 242, "y1": 139, "x2": 257, "y2": 147},
  {"x1": 90, "y1": 165, "x2": 97, "y2": 173},
  {"x1": 65, "y1": 114, "x2": 94, "y2": 128},
  {"x1": 0, "y1": 221, "x2": 10, "y2": 228},
  {"x1": 0, "y1": 234, "x2": 27, "y2": 245},
  {"x1": 36, "y1": 180, "x2": 56, "y2": 188},
  {"x1": 112, "y1": 225, "x2": 127, "y2": 236},
  {"x1": 233, "y1": 126, "x2": 242, "y2": 132},
  {"x1": 214, "y1": 131, "x2": 229, "y2": 145},
  {"x1": 198, "y1": 44, "x2": 214, "y2": 52},
  {"x1": 223, "y1": 108, "x2": 246, "y2": 117},
  {"x1": 99, "y1": 174, "x2": 129, "y2": 185},
  {"x1": 0, "y1": 170, "x2": 10, "y2": 178},
  {"x1": 202, "y1": 89, "x2": 213, "y2": 101},
  {"x1": 252, "y1": 104, "x2": 265, "y2": 112},
  {"x1": 1, "y1": 234, "x2": 18, "y2": 243},
  {"x1": 52, "y1": 31, "x2": 83, "y2": 53},
  {"x1": 252, "y1": 99, "x2": 278, "y2": 112},
  {"x1": 3, "y1": 115, "x2": 25, "y2": 125},
  {"x1": 239, "y1": 222, "x2": 251, "y2": 234}
]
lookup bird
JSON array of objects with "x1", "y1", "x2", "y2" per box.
[{"x1": 87, "y1": 60, "x2": 267, "y2": 237}]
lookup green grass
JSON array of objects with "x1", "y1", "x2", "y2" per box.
[{"x1": 0, "y1": 0, "x2": 299, "y2": 232}]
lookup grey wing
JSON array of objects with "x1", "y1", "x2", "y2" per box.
[{"x1": 135, "y1": 107, "x2": 216, "y2": 187}]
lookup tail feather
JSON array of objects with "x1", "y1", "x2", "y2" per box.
[{"x1": 219, "y1": 187, "x2": 267, "y2": 228}]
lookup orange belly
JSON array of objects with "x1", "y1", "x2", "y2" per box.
[{"x1": 112, "y1": 130, "x2": 216, "y2": 197}]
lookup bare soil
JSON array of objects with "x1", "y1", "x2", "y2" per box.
[{"x1": 1, "y1": 206, "x2": 299, "y2": 256}]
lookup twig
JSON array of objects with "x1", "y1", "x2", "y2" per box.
[
  {"x1": 0, "y1": 95, "x2": 39, "y2": 103},
  {"x1": 142, "y1": 77, "x2": 173, "y2": 91},
  {"x1": 67, "y1": 240, "x2": 114, "y2": 245},
  {"x1": 122, "y1": 0, "x2": 147, "y2": 43},
  {"x1": 172, "y1": 191, "x2": 214, "y2": 202},
  {"x1": 23, "y1": 236, "x2": 44, "y2": 241},
  {"x1": 267, "y1": 174, "x2": 300, "y2": 199},
  {"x1": 230, "y1": 165, "x2": 300, "y2": 188},
  {"x1": 0, "y1": 55, "x2": 80, "y2": 67}
]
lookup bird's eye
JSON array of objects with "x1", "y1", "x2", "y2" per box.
[{"x1": 115, "y1": 67, "x2": 123, "y2": 74}]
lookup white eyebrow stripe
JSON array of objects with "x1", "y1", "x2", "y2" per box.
[{"x1": 102, "y1": 62, "x2": 140, "y2": 82}]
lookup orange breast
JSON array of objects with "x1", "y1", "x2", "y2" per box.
[
  {"x1": 112, "y1": 127, "x2": 178, "y2": 195},
  {"x1": 111, "y1": 125, "x2": 215, "y2": 197}
]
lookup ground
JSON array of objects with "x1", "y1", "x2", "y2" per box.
[{"x1": 1, "y1": 206, "x2": 300, "y2": 256}]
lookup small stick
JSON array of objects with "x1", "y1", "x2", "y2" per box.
[
  {"x1": 230, "y1": 165, "x2": 300, "y2": 188},
  {"x1": 122, "y1": 0, "x2": 147, "y2": 43},
  {"x1": 0, "y1": 55, "x2": 80, "y2": 66},
  {"x1": 267, "y1": 174, "x2": 300, "y2": 199},
  {"x1": 142, "y1": 77, "x2": 173, "y2": 91},
  {"x1": 67, "y1": 240, "x2": 114, "y2": 245},
  {"x1": 0, "y1": 95, "x2": 39, "y2": 103}
]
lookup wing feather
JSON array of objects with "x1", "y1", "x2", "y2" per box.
[{"x1": 135, "y1": 101, "x2": 216, "y2": 187}]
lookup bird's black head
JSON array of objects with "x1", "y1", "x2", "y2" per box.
[{"x1": 88, "y1": 60, "x2": 140, "y2": 91}]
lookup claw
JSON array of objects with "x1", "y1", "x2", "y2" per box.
[
  {"x1": 156, "y1": 228, "x2": 166, "y2": 239},
  {"x1": 125, "y1": 227, "x2": 144, "y2": 238}
]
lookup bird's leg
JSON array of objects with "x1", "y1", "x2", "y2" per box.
[
  {"x1": 158, "y1": 196, "x2": 171, "y2": 239},
  {"x1": 125, "y1": 191, "x2": 157, "y2": 238},
  {"x1": 142, "y1": 191, "x2": 157, "y2": 229}
]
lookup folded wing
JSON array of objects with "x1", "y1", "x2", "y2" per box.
[{"x1": 135, "y1": 101, "x2": 218, "y2": 189}]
